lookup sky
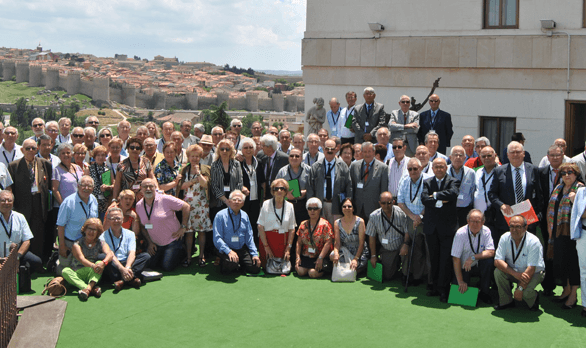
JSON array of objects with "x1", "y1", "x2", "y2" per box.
[{"x1": 0, "y1": 0, "x2": 306, "y2": 71}]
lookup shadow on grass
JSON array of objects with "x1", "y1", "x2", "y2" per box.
[
  {"x1": 490, "y1": 305, "x2": 542, "y2": 323},
  {"x1": 539, "y1": 295, "x2": 586, "y2": 327}
]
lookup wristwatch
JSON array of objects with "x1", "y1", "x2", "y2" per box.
[
  {"x1": 517, "y1": 286, "x2": 524, "y2": 292},
  {"x1": 471, "y1": 255, "x2": 476, "y2": 261},
  {"x1": 181, "y1": 224, "x2": 188, "y2": 229}
]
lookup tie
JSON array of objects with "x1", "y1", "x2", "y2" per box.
[
  {"x1": 366, "y1": 104, "x2": 371, "y2": 115},
  {"x1": 266, "y1": 157, "x2": 273, "y2": 179},
  {"x1": 28, "y1": 161, "x2": 34, "y2": 185},
  {"x1": 404, "y1": 111, "x2": 408, "y2": 124},
  {"x1": 325, "y1": 163, "x2": 333, "y2": 200},
  {"x1": 515, "y1": 168, "x2": 524, "y2": 204},
  {"x1": 364, "y1": 162, "x2": 370, "y2": 183},
  {"x1": 431, "y1": 111, "x2": 436, "y2": 127}
]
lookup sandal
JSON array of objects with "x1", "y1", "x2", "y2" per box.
[
  {"x1": 78, "y1": 289, "x2": 90, "y2": 301},
  {"x1": 182, "y1": 257, "x2": 192, "y2": 268},
  {"x1": 213, "y1": 257, "x2": 220, "y2": 266},
  {"x1": 198, "y1": 258, "x2": 207, "y2": 268}
]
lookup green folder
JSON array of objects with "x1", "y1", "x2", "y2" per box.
[
  {"x1": 288, "y1": 179, "x2": 301, "y2": 198},
  {"x1": 448, "y1": 284, "x2": 479, "y2": 307},
  {"x1": 344, "y1": 112, "x2": 354, "y2": 129},
  {"x1": 367, "y1": 262, "x2": 383, "y2": 283},
  {"x1": 102, "y1": 170, "x2": 112, "y2": 198}
]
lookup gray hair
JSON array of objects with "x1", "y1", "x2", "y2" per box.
[
  {"x1": 230, "y1": 119, "x2": 242, "y2": 127},
  {"x1": 408, "y1": 157, "x2": 422, "y2": 167},
  {"x1": 229, "y1": 189, "x2": 245, "y2": 200},
  {"x1": 46, "y1": 120, "x2": 58, "y2": 129},
  {"x1": 467, "y1": 209, "x2": 485, "y2": 222},
  {"x1": 211, "y1": 126, "x2": 224, "y2": 134},
  {"x1": 180, "y1": 120, "x2": 192, "y2": 127},
  {"x1": 278, "y1": 129, "x2": 290, "y2": 139},
  {"x1": 0, "y1": 190, "x2": 14, "y2": 201},
  {"x1": 376, "y1": 127, "x2": 390, "y2": 136},
  {"x1": 363, "y1": 87, "x2": 375, "y2": 95},
  {"x1": 84, "y1": 127, "x2": 96, "y2": 136},
  {"x1": 57, "y1": 142, "x2": 73, "y2": 156},
  {"x1": 31, "y1": 117, "x2": 45, "y2": 126},
  {"x1": 260, "y1": 134, "x2": 278, "y2": 151},
  {"x1": 241, "y1": 137, "x2": 256, "y2": 151},
  {"x1": 194, "y1": 123, "x2": 205, "y2": 132},
  {"x1": 306, "y1": 197, "x2": 323, "y2": 210},
  {"x1": 547, "y1": 145, "x2": 563, "y2": 156},
  {"x1": 507, "y1": 141, "x2": 524, "y2": 153},
  {"x1": 98, "y1": 127, "x2": 113, "y2": 137},
  {"x1": 425, "y1": 130, "x2": 439, "y2": 144},
  {"x1": 85, "y1": 116, "x2": 98, "y2": 124},
  {"x1": 450, "y1": 145, "x2": 465, "y2": 156},
  {"x1": 475, "y1": 136, "x2": 491, "y2": 146},
  {"x1": 293, "y1": 133, "x2": 305, "y2": 142},
  {"x1": 117, "y1": 120, "x2": 130, "y2": 128},
  {"x1": 361, "y1": 141, "x2": 374, "y2": 152},
  {"x1": 136, "y1": 125, "x2": 148, "y2": 134},
  {"x1": 79, "y1": 175, "x2": 94, "y2": 186},
  {"x1": 58, "y1": 117, "x2": 71, "y2": 126},
  {"x1": 107, "y1": 207, "x2": 123, "y2": 216}
]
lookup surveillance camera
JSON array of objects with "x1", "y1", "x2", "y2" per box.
[{"x1": 368, "y1": 23, "x2": 385, "y2": 32}]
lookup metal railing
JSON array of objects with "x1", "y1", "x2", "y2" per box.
[{"x1": 0, "y1": 245, "x2": 18, "y2": 348}]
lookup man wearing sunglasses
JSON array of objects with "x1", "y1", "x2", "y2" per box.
[
  {"x1": 387, "y1": 138, "x2": 410, "y2": 198},
  {"x1": 84, "y1": 116, "x2": 100, "y2": 130},
  {"x1": 28, "y1": 118, "x2": 45, "y2": 142},
  {"x1": 351, "y1": 87, "x2": 386, "y2": 144},
  {"x1": 388, "y1": 95, "x2": 420, "y2": 158},
  {"x1": 70, "y1": 127, "x2": 85, "y2": 146},
  {"x1": 230, "y1": 119, "x2": 244, "y2": 151},
  {"x1": 0, "y1": 126, "x2": 23, "y2": 167},
  {"x1": 417, "y1": 94, "x2": 453, "y2": 155},
  {"x1": 307, "y1": 139, "x2": 352, "y2": 226}
]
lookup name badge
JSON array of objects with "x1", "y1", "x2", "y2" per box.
[
  {"x1": 308, "y1": 247, "x2": 316, "y2": 254},
  {"x1": 31, "y1": 182, "x2": 39, "y2": 193},
  {"x1": 365, "y1": 121, "x2": 370, "y2": 127},
  {"x1": 457, "y1": 194, "x2": 464, "y2": 200},
  {"x1": 156, "y1": 190, "x2": 163, "y2": 194},
  {"x1": 145, "y1": 224, "x2": 153, "y2": 230},
  {"x1": 224, "y1": 185, "x2": 230, "y2": 192},
  {"x1": 279, "y1": 229, "x2": 287, "y2": 234},
  {"x1": 98, "y1": 194, "x2": 105, "y2": 200},
  {"x1": 382, "y1": 238, "x2": 389, "y2": 244},
  {"x1": 231, "y1": 236, "x2": 239, "y2": 243},
  {"x1": 435, "y1": 201, "x2": 443, "y2": 208},
  {"x1": 185, "y1": 192, "x2": 193, "y2": 198},
  {"x1": 357, "y1": 183, "x2": 364, "y2": 189},
  {"x1": 132, "y1": 184, "x2": 140, "y2": 190}
]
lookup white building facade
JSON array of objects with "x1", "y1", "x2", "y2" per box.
[{"x1": 303, "y1": 0, "x2": 586, "y2": 158}]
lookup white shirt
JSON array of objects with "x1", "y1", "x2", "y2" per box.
[
  {"x1": 58, "y1": 133, "x2": 72, "y2": 144},
  {"x1": 538, "y1": 154, "x2": 570, "y2": 168},
  {"x1": 388, "y1": 156, "x2": 409, "y2": 197},
  {"x1": 257, "y1": 199, "x2": 296, "y2": 232},
  {"x1": 303, "y1": 151, "x2": 324, "y2": 166},
  {"x1": 474, "y1": 166, "x2": 496, "y2": 212},
  {"x1": 451, "y1": 225, "x2": 495, "y2": 268},
  {"x1": 0, "y1": 144, "x2": 23, "y2": 167},
  {"x1": 495, "y1": 232, "x2": 545, "y2": 272},
  {"x1": 0, "y1": 162, "x2": 13, "y2": 191},
  {"x1": 339, "y1": 106, "x2": 356, "y2": 138},
  {"x1": 0, "y1": 211, "x2": 33, "y2": 257}
]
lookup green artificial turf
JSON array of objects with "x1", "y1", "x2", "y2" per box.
[{"x1": 22, "y1": 266, "x2": 586, "y2": 348}]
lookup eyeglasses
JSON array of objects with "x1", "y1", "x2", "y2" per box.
[
  {"x1": 452, "y1": 154, "x2": 465, "y2": 158},
  {"x1": 80, "y1": 184, "x2": 93, "y2": 189},
  {"x1": 231, "y1": 198, "x2": 243, "y2": 203},
  {"x1": 100, "y1": 134, "x2": 112, "y2": 138},
  {"x1": 88, "y1": 121, "x2": 99, "y2": 125},
  {"x1": 24, "y1": 147, "x2": 37, "y2": 151},
  {"x1": 289, "y1": 154, "x2": 300, "y2": 158},
  {"x1": 560, "y1": 170, "x2": 575, "y2": 176},
  {"x1": 392, "y1": 145, "x2": 403, "y2": 149},
  {"x1": 429, "y1": 99, "x2": 439, "y2": 103},
  {"x1": 468, "y1": 220, "x2": 483, "y2": 224},
  {"x1": 219, "y1": 148, "x2": 230, "y2": 152},
  {"x1": 509, "y1": 224, "x2": 525, "y2": 229},
  {"x1": 32, "y1": 124, "x2": 44, "y2": 128},
  {"x1": 233, "y1": 124, "x2": 242, "y2": 128},
  {"x1": 407, "y1": 167, "x2": 419, "y2": 172},
  {"x1": 508, "y1": 150, "x2": 523, "y2": 155},
  {"x1": 325, "y1": 147, "x2": 336, "y2": 152},
  {"x1": 318, "y1": 134, "x2": 328, "y2": 138},
  {"x1": 480, "y1": 154, "x2": 494, "y2": 159},
  {"x1": 0, "y1": 199, "x2": 14, "y2": 203},
  {"x1": 109, "y1": 217, "x2": 122, "y2": 221},
  {"x1": 74, "y1": 152, "x2": 86, "y2": 156},
  {"x1": 72, "y1": 134, "x2": 84, "y2": 138},
  {"x1": 273, "y1": 187, "x2": 287, "y2": 192},
  {"x1": 342, "y1": 205, "x2": 353, "y2": 209},
  {"x1": 4, "y1": 132, "x2": 15, "y2": 136},
  {"x1": 47, "y1": 129, "x2": 59, "y2": 133},
  {"x1": 549, "y1": 154, "x2": 562, "y2": 158},
  {"x1": 212, "y1": 133, "x2": 223, "y2": 136},
  {"x1": 400, "y1": 100, "x2": 410, "y2": 104},
  {"x1": 128, "y1": 146, "x2": 141, "y2": 151},
  {"x1": 242, "y1": 146, "x2": 254, "y2": 150},
  {"x1": 270, "y1": 132, "x2": 278, "y2": 136},
  {"x1": 380, "y1": 201, "x2": 393, "y2": 205},
  {"x1": 307, "y1": 207, "x2": 320, "y2": 211}
]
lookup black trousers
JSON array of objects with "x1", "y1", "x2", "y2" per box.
[
  {"x1": 105, "y1": 252, "x2": 151, "y2": 282},
  {"x1": 218, "y1": 246, "x2": 260, "y2": 275},
  {"x1": 426, "y1": 230, "x2": 454, "y2": 294},
  {"x1": 453, "y1": 258, "x2": 494, "y2": 294},
  {"x1": 456, "y1": 205, "x2": 473, "y2": 229}
]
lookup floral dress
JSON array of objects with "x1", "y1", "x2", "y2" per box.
[
  {"x1": 89, "y1": 162, "x2": 111, "y2": 215},
  {"x1": 155, "y1": 158, "x2": 179, "y2": 195},
  {"x1": 183, "y1": 170, "x2": 212, "y2": 232}
]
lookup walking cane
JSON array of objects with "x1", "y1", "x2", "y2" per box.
[{"x1": 404, "y1": 227, "x2": 416, "y2": 293}]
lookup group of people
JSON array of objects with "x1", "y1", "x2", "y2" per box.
[{"x1": 0, "y1": 89, "x2": 585, "y2": 317}]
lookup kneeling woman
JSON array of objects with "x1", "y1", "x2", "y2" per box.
[
  {"x1": 330, "y1": 198, "x2": 368, "y2": 274},
  {"x1": 295, "y1": 198, "x2": 334, "y2": 278},
  {"x1": 62, "y1": 218, "x2": 113, "y2": 301}
]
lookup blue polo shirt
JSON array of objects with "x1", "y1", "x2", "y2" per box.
[
  {"x1": 213, "y1": 207, "x2": 258, "y2": 257},
  {"x1": 57, "y1": 193, "x2": 98, "y2": 241},
  {"x1": 99, "y1": 227, "x2": 136, "y2": 263}
]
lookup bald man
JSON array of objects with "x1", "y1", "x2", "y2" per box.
[
  {"x1": 417, "y1": 94, "x2": 453, "y2": 154},
  {"x1": 537, "y1": 138, "x2": 571, "y2": 168}
]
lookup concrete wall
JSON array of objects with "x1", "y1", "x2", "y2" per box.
[
  {"x1": 285, "y1": 95, "x2": 297, "y2": 112},
  {"x1": 58, "y1": 74, "x2": 67, "y2": 89},
  {"x1": 272, "y1": 94, "x2": 284, "y2": 112},
  {"x1": 93, "y1": 78, "x2": 109, "y2": 102},
  {"x1": 122, "y1": 86, "x2": 136, "y2": 107},
  {"x1": 45, "y1": 69, "x2": 60, "y2": 90},
  {"x1": 230, "y1": 97, "x2": 246, "y2": 110},
  {"x1": 67, "y1": 72, "x2": 81, "y2": 95},
  {"x1": 246, "y1": 93, "x2": 258, "y2": 111},
  {"x1": 80, "y1": 79, "x2": 93, "y2": 97}
]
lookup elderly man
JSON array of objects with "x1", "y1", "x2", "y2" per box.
[
  {"x1": 570, "y1": 142, "x2": 586, "y2": 176},
  {"x1": 352, "y1": 87, "x2": 386, "y2": 143},
  {"x1": 398, "y1": 158, "x2": 433, "y2": 285},
  {"x1": 307, "y1": 139, "x2": 352, "y2": 226},
  {"x1": 388, "y1": 95, "x2": 420, "y2": 157},
  {"x1": 387, "y1": 138, "x2": 410, "y2": 197},
  {"x1": 473, "y1": 146, "x2": 498, "y2": 229},
  {"x1": 376, "y1": 127, "x2": 393, "y2": 163},
  {"x1": 199, "y1": 135, "x2": 214, "y2": 167},
  {"x1": 349, "y1": 142, "x2": 389, "y2": 223},
  {"x1": 451, "y1": 209, "x2": 495, "y2": 304},
  {"x1": 317, "y1": 128, "x2": 329, "y2": 151},
  {"x1": 303, "y1": 133, "x2": 324, "y2": 166},
  {"x1": 8, "y1": 139, "x2": 52, "y2": 261},
  {"x1": 45, "y1": 121, "x2": 60, "y2": 155},
  {"x1": 170, "y1": 131, "x2": 188, "y2": 165},
  {"x1": 83, "y1": 127, "x2": 99, "y2": 161},
  {"x1": 267, "y1": 126, "x2": 279, "y2": 138},
  {"x1": 538, "y1": 139, "x2": 571, "y2": 168},
  {"x1": 193, "y1": 123, "x2": 205, "y2": 139},
  {"x1": 56, "y1": 176, "x2": 98, "y2": 272},
  {"x1": 85, "y1": 116, "x2": 100, "y2": 130},
  {"x1": 0, "y1": 190, "x2": 42, "y2": 272},
  {"x1": 114, "y1": 120, "x2": 131, "y2": 155},
  {"x1": 367, "y1": 191, "x2": 411, "y2": 282},
  {"x1": 0, "y1": 126, "x2": 23, "y2": 167},
  {"x1": 278, "y1": 129, "x2": 292, "y2": 154},
  {"x1": 37, "y1": 134, "x2": 60, "y2": 168},
  {"x1": 417, "y1": 94, "x2": 453, "y2": 154},
  {"x1": 213, "y1": 190, "x2": 261, "y2": 275},
  {"x1": 181, "y1": 120, "x2": 200, "y2": 149},
  {"x1": 70, "y1": 127, "x2": 85, "y2": 146},
  {"x1": 58, "y1": 117, "x2": 72, "y2": 144},
  {"x1": 415, "y1": 145, "x2": 432, "y2": 175},
  {"x1": 448, "y1": 146, "x2": 476, "y2": 227},
  {"x1": 142, "y1": 137, "x2": 164, "y2": 167},
  {"x1": 292, "y1": 133, "x2": 306, "y2": 153},
  {"x1": 260, "y1": 134, "x2": 288, "y2": 199},
  {"x1": 210, "y1": 126, "x2": 225, "y2": 147},
  {"x1": 501, "y1": 133, "x2": 533, "y2": 165},
  {"x1": 353, "y1": 143, "x2": 363, "y2": 161},
  {"x1": 230, "y1": 119, "x2": 244, "y2": 150},
  {"x1": 28, "y1": 118, "x2": 45, "y2": 142},
  {"x1": 421, "y1": 158, "x2": 460, "y2": 302},
  {"x1": 326, "y1": 97, "x2": 342, "y2": 138},
  {"x1": 157, "y1": 121, "x2": 175, "y2": 153},
  {"x1": 251, "y1": 121, "x2": 263, "y2": 137},
  {"x1": 136, "y1": 178, "x2": 190, "y2": 271},
  {"x1": 493, "y1": 215, "x2": 545, "y2": 311},
  {"x1": 465, "y1": 137, "x2": 491, "y2": 169},
  {"x1": 425, "y1": 131, "x2": 450, "y2": 164},
  {"x1": 488, "y1": 141, "x2": 542, "y2": 243},
  {"x1": 340, "y1": 91, "x2": 357, "y2": 144},
  {"x1": 461, "y1": 135, "x2": 476, "y2": 161},
  {"x1": 101, "y1": 207, "x2": 150, "y2": 290}
]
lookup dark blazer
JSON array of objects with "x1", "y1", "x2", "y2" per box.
[
  {"x1": 488, "y1": 162, "x2": 542, "y2": 230},
  {"x1": 349, "y1": 159, "x2": 389, "y2": 218},
  {"x1": 538, "y1": 165, "x2": 560, "y2": 230},
  {"x1": 8, "y1": 157, "x2": 52, "y2": 222},
  {"x1": 306, "y1": 158, "x2": 352, "y2": 215},
  {"x1": 351, "y1": 102, "x2": 386, "y2": 143},
  {"x1": 240, "y1": 157, "x2": 266, "y2": 205},
  {"x1": 261, "y1": 150, "x2": 289, "y2": 199},
  {"x1": 417, "y1": 109, "x2": 453, "y2": 154},
  {"x1": 421, "y1": 175, "x2": 460, "y2": 236}
]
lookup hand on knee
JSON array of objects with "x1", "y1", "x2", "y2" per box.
[{"x1": 308, "y1": 269, "x2": 322, "y2": 278}]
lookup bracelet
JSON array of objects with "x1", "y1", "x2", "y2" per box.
[
  {"x1": 102, "y1": 260, "x2": 108, "y2": 266},
  {"x1": 371, "y1": 255, "x2": 377, "y2": 259}
]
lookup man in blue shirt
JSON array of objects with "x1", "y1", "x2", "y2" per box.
[
  {"x1": 56, "y1": 175, "x2": 98, "y2": 274},
  {"x1": 213, "y1": 190, "x2": 261, "y2": 275}
]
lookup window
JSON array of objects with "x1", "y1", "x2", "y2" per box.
[
  {"x1": 484, "y1": 0, "x2": 519, "y2": 29},
  {"x1": 479, "y1": 116, "x2": 516, "y2": 156}
]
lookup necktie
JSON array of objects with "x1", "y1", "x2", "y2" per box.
[
  {"x1": 404, "y1": 111, "x2": 408, "y2": 125},
  {"x1": 366, "y1": 104, "x2": 371, "y2": 115},
  {"x1": 266, "y1": 157, "x2": 273, "y2": 179},
  {"x1": 431, "y1": 111, "x2": 436, "y2": 128},
  {"x1": 364, "y1": 162, "x2": 370, "y2": 182},
  {"x1": 28, "y1": 161, "x2": 34, "y2": 185},
  {"x1": 325, "y1": 163, "x2": 333, "y2": 200},
  {"x1": 515, "y1": 167, "x2": 524, "y2": 204}
]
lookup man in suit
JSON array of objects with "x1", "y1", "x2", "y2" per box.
[
  {"x1": 351, "y1": 87, "x2": 386, "y2": 144},
  {"x1": 488, "y1": 141, "x2": 542, "y2": 244},
  {"x1": 307, "y1": 139, "x2": 352, "y2": 226},
  {"x1": 570, "y1": 142, "x2": 586, "y2": 177},
  {"x1": 388, "y1": 95, "x2": 420, "y2": 157},
  {"x1": 417, "y1": 94, "x2": 453, "y2": 155},
  {"x1": 349, "y1": 142, "x2": 389, "y2": 224},
  {"x1": 538, "y1": 144, "x2": 564, "y2": 296},
  {"x1": 260, "y1": 134, "x2": 288, "y2": 200},
  {"x1": 8, "y1": 139, "x2": 52, "y2": 262},
  {"x1": 421, "y1": 158, "x2": 460, "y2": 302},
  {"x1": 538, "y1": 139, "x2": 571, "y2": 168}
]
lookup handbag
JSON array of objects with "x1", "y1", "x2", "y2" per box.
[
  {"x1": 331, "y1": 248, "x2": 356, "y2": 282},
  {"x1": 42, "y1": 277, "x2": 67, "y2": 298},
  {"x1": 265, "y1": 257, "x2": 292, "y2": 275}
]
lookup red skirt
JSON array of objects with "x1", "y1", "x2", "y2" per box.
[{"x1": 259, "y1": 230, "x2": 289, "y2": 268}]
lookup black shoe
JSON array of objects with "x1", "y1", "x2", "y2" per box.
[
  {"x1": 479, "y1": 292, "x2": 493, "y2": 305},
  {"x1": 426, "y1": 290, "x2": 440, "y2": 297},
  {"x1": 439, "y1": 293, "x2": 448, "y2": 303},
  {"x1": 581, "y1": 310, "x2": 586, "y2": 317},
  {"x1": 542, "y1": 289, "x2": 554, "y2": 297},
  {"x1": 494, "y1": 301, "x2": 516, "y2": 310},
  {"x1": 529, "y1": 294, "x2": 540, "y2": 311}
]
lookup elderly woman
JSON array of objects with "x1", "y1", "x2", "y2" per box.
[
  {"x1": 547, "y1": 162, "x2": 584, "y2": 309},
  {"x1": 113, "y1": 137, "x2": 156, "y2": 201},
  {"x1": 106, "y1": 138, "x2": 126, "y2": 178},
  {"x1": 176, "y1": 144, "x2": 212, "y2": 267},
  {"x1": 276, "y1": 147, "x2": 310, "y2": 227},
  {"x1": 62, "y1": 218, "x2": 113, "y2": 301},
  {"x1": 295, "y1": 197, "x2": 334, "y2": 278},
  {"x1": 171, "y1": 131, "x2": 188, "y2": 165},
  {"x1": 340, "y1": 143, "x2": 354, "y2": 168},
  {"x1": 571, "y1": 185, "x2": 586, "y2": 317},
  {"x1": 146, "y1": 122, "x2": 159, "y2": 139},
  {"x1": 135, "y1": 126, "x2": 149, "y2": 145},
  {"x1": 89, "y1": 145, "x2": 114, "y2": 220},
  {"x1": 330, "y1": 198, "x2": 368, "y2": 274},
  {"x1": 155, "y1": 142, "x2": 182, "y2": 196},
  {"x1": 73, "y1": 143, "x2": 90, "y2": 173},
  {"x1": 98, "y1": 127, "x2": 113, "y2": 148},
  {"x1": 257, "y1": 179, "x2": 296, "y2": 268},
  {"x1": 240, "y1": 137, "x2": 266, "y2": 245},
  {"x1": 52, "y1": 143, "x2": 84, "y2": 206}
]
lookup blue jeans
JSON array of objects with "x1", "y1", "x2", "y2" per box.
[
  {"x1": 20, "y1": 251, "x2": 43, "y2": 272},
  {"x1": 148, "y1": 239, "x2": 185, "y2": 272}
]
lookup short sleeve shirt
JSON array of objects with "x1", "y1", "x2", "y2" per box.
[
  {"x1": 495, "y1": 232, "x2": 545, "y2": 272},
  {"x1": 296, "y1": 218, "x2": 333, "y2": 257},
  {"x1": 451, "y1": 225, "x2": 494, "y2": 268},
  {"x1": 136, "y1": 194, "x2": 184, "y2": 247},
  {"x1": 99, "y1": 228, "x2": 136, "y2": 263},
  {"x1": 0, "y1": 212, "x2": 33, "y2": 257}
]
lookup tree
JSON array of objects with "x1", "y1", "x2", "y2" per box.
[
  {"x1": 275, "y1": 78, "x2": 287, "y2": 84},
  {"x1": 11, "y1": 98, "x2": 29, "y2": 128},
  {"x1": 201, "y1": 101, "x2": 230, "y2": 133},
  {"x1": 240, "y1": 113, "x2": 264, "y2": 137}
]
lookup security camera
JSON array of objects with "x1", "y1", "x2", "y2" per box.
[{"x1": 368, "y1": 23, "x2": 385, "y2": 32}]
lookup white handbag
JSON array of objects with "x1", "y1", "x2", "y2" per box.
[{"x1": 331, "y1": 248, "x2": 357, "y2": 282}]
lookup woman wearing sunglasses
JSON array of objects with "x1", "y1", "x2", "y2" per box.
[
  {"x1": 330, "y1": 198, "x2": 368, "y2": 274},
  {"x1": 112, "y1": 137, "x2": 157, "y2": 201},
  {"x1": 257, "y1": 179, "x2": 296, "y2": 268},
  {"x1": 295, "y1": 197, "x2": 334, "y2": 278},
  {"x1": 547, "y1": 162, "x2": 584, "y2": 309},
  {"x1": 98, "y1": 127, "x2": 113, "y2": 148}
]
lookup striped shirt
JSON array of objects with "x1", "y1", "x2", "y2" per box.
[
  {"x1": 495, "y1": 232, "x2": 545, "y2": 272},
  {"x1": 387, "y1": 156, "x2": 409, "y2": 197},
  {"x1": 397, "y1": 173, "x2": 432, "y2": 215},
  {"x1": 365, "y1": 207, "x2": 409, "y2": 251},
  {"x1": 451, "y1": 225, "x2": 494, "y2": 268}
]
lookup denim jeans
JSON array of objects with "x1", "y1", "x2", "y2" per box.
[{"x1": 148, "y1": 239, "x2": 185, "y2": 271}]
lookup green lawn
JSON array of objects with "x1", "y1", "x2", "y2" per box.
[
  {"x1": 0, "y1": 81, "x2": 92, "y2": 107},
  {"x1": 22, "y1": 265, "x2": 586, "y2": 348}
]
